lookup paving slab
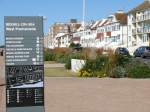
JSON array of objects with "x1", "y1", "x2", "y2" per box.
[{"x1": 45, "y1": 77, "x2": 150, "y2": 112}]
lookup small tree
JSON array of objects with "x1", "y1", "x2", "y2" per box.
[{"x1": 69, "y1": 42, "x2": 76, "y2": 48}]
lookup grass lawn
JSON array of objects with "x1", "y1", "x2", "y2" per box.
[
  {"x1": 44, "y1": 61, "x2": 57, "y2": 64},
  {"x1": 44, "y1": 67, "x2": 77, "y2": 77}
]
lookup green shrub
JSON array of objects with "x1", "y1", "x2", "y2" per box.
[
  {"x1": 78, "y1": 56, "x2": 108, "y2": 77},
  {"x1": 78, "y1": 69, "x2": 94, "y2": 77},
  {"x1": 69, "y1": 42, "x2": 76, "y2": 48},
  {"x1": 65, "y1": 53, "x2": 84, "y2": 70},
  {"x1": 65, "y1": 58, "x2": 72, "y2": 69},
  {"x1": 116, "y1": 55, "x2": 131, "y2": 67},
  {"x1": 56, "y1": 53, "x2": 69, "y2": 63},
  {"x1": 128, "y1": 64, "x2": 150, "y2": 78},
  {"x1": 83, "y1": 56, "x2": 108, "y2": 71},
  {"x1": 95, "y1": 71, "x2": 107, "y2": 78},
  {"x1": 44, "y1": 51, "x2": 56, "y2": 61},
  {"x1": 110, "y1": 66, "x2": 126, "y2": 78}
]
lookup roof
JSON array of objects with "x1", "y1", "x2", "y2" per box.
[
  {"x1": 115, "y1": 13, "x2": 127, "y2": 25},
  {"x1": 72, "y1": 37, "x2": 80, "y2": 41},
  {"x1": 101, "y1": 19, "x2": 109, "y2": 26},
  {"x1": 128, "y1": 1, "x2": 150, "y2": 14},
  {"x1": 91, "y1": 20, "x2": 102, "y2": 29},
  {"x1": 55, "y1": 33, "x2": 68, "y2": 38}
]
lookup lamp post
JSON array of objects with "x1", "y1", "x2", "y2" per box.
[
  {"x1": 0, "y1": 31, "x2": 4, "y2": 46},
  {"x1": 43, "y1": 16, "x2": 48, "y2": 48},
  {"x1": 82, "y1": 0, "x2": 86, "y2": 47}
]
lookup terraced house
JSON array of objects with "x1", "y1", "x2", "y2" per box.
[
  {"x1": 72, "y1": 11, "x2": 127, "y2": 49},
  {"x1": 95, "y1": 11, "x2": 127, "y2": 49},
  {"x1": 128, "y1": 0, "x2": 150, "y2": 53}
]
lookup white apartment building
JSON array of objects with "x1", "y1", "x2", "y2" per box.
[
  {"x1": 96, "y1": 11, "x2": 127, "y2": 49},
  {"x1": 44, "y1": 33, "x2": 54, "y2": 49},
  {"x1": 73, "y1": 29, "x2": 96, "y2": 48},
  {"x1": 128, "y1": 0, "x2": 150, "y2": 53},
  {"x1": 48, "y1": 19, "x2": 81, "y2": 49},
  {"x1": 73, "y1": 11, "x2": 128, "y2": 50},
  {"x1": 54, "y1": 33, "x2": 71, "y2": 48}
]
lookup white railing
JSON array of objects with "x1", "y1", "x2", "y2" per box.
[
  {"x1": 132, "y1": 29, "x2": 136, "y2": 35},
  {"x1": 136, "y1": 27, "x2": 150, "y2": 34},
  {"x1": 136, "y1": 14, "x2": 150, "y2": 22}
]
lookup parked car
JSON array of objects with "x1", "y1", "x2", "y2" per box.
[
  {"x1": 115, "y1": 47, "x2": 130, "y2": 56},
  {"x1": 133, "y1": 46, "x2": 150, "y2": 58}
]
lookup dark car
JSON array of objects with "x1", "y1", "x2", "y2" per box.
[
  {"x1": 115, "y1": 47, "x2": 130, "y2": 56},
  {"x1": 133, "y1": 46, "x2": 150, "y2": 58}
]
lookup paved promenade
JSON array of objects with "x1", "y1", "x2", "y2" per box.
[
  {"x1": 45, "y1": 77, "x2": 150, "y2": 112},
  {"x1": 0, "y1": 56, "x2": 5, "y2": 112}
]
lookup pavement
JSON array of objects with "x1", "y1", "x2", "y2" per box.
[
  {"x1": 0, "y1": 56, "x2": 5, "y2": 112},
  {"x1": 45, "y1": 77, "x2": 150, "y2": 112}
]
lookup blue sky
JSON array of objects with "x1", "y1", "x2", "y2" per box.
[{"x1": 0, "y1": 0, "x2": 143, "y2": 45}]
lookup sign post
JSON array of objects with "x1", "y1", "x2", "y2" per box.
[{"x1": 5, "y1": 16, "x2": 45, "y2": 112}]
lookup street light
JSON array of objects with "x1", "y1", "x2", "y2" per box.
[
  {"x1": 0, "y1": 31, "x2": 4, "y2": 46},
  {"x1": 82, "y1": 0, "x2": 86, "y2": 47}
]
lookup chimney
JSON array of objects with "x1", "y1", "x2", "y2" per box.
[
  {"x1": 145, "y1": 0, "x2": 150, "y2": 2},
  {"x1": 116, "y1": 10, "x2": 124, "y2": 14}
]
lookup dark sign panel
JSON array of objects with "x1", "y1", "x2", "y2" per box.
[{"x1": 5, "y1": 16, "x2": 44, "y2": 112}]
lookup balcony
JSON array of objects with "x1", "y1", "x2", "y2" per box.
[
  {"x1": 132, "y1": 29, "x2": 136, "y2": 35},
  {"x1": 132, "y1": 18, "x2": 136, "y2": 23},
  {"x1": 136, "y1": 14, "x2": 150, "y2": 22},
  {"x1": 134, "y1": 27, "x2": 150, "y2": 34}
]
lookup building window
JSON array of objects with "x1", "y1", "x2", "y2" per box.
[
  {"x1": 129, "y1": 36, "x2": 131, "y2": 41},
  {"x1": 128, "y1": 25, "x2": 131, "y2": 31},
  {"x1": 142, "y1": 34, "x2": 148, "y2": 42}
]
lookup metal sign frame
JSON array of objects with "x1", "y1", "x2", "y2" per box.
[{"x1": 5, "y1": 16, "x2": 45, "y2": 112}]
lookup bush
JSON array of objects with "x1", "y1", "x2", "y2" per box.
[
  {"x1": 128, "y1": 64, "x2": 150, "y2": 78},
  {"x1": 110, "y1": 66, "x2": 126, "y2": 78},
  {"x1": 44, "y1": 51, "x2": 56, "y2": 61},
  {"x1": 78, "y1": 69, "x2": 107, "y2": 78},
  {"x1": 95, "y1": 71, "x2": 107, "y2": 78},
  {"x1": 83, "y1": 56, "x2": 108, "y2": 71},
  {"x1": 78, "y1": 69, "x2": 94, "y2": 77},
  {"x1": 78, "y1": 56, "x2": 108, "y2": 77},
  {"x1": 116, "y1": 55, "x2": 131, "y2": 67},
  {"x1": 69, "y1": 42, "x2": 76, "y2": 48},
  {"x1": 65, "y1": 53, "x2": 84, "y2": 70},
  {"x1": 55, "y1": 53, "x2": 69, "y2": 63},
  {"x1": 65, "y1": 57, "x2": 72, "y2": 69}
]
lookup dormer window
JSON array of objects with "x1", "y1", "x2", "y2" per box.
[{"x1": 138, "y1": 12, "x2": 140, "y2": 14}]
